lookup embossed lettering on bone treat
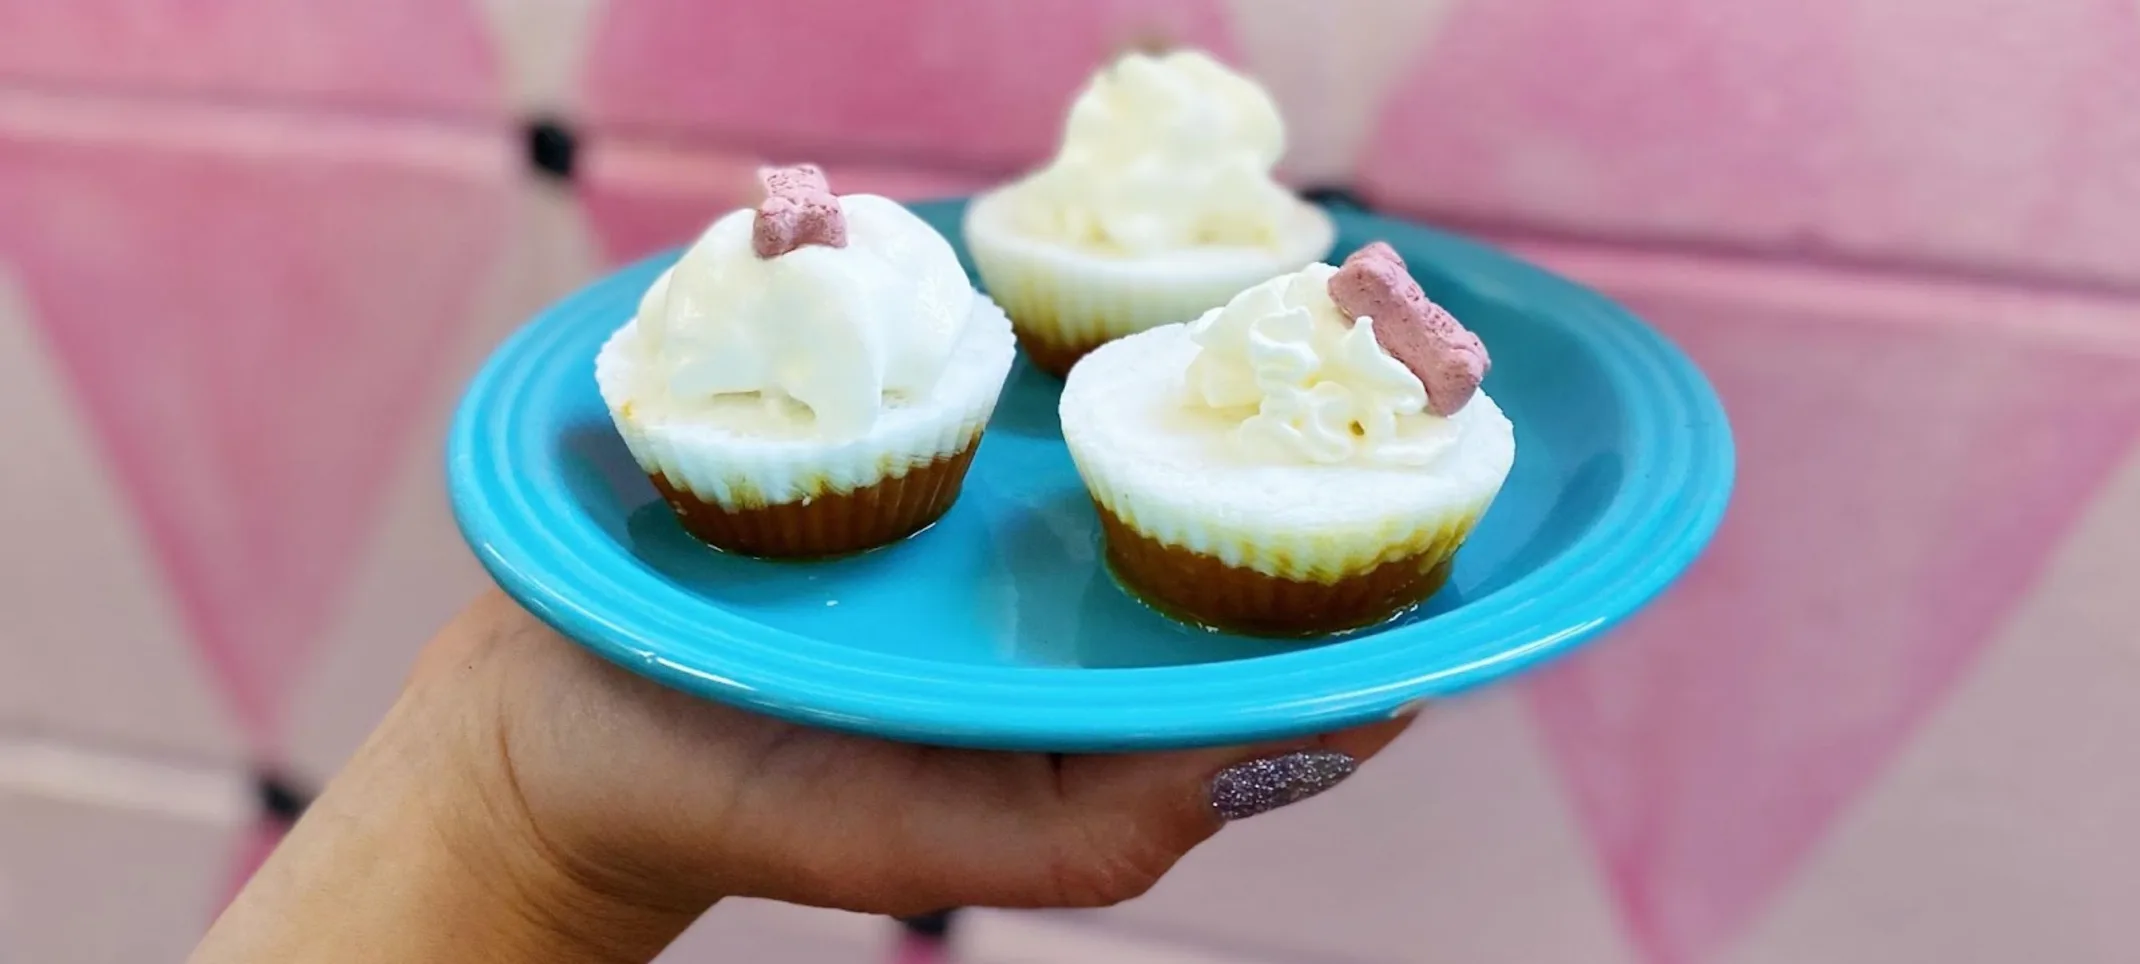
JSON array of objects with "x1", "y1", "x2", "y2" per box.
[
  {"x1": 752, "y1": 164, "x2": 848, "y2": 258},
  {"x1": 1327, "y1": 242, "x2": 1489, "y2": 416}
]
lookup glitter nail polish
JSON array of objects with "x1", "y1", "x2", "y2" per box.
[{"x1": 1208, "y1": 750, "x2": 1357, "y2": 821}]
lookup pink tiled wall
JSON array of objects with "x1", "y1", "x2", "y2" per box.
[{"x1": 2, "y1": 2, "x2": 2137, "y2": 963}]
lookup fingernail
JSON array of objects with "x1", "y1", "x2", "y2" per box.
[{"x1": 1209, "y1": 750, "x2": 1357, "y2": 821}]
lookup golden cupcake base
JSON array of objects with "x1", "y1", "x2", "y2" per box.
[
  {"x1": 1013, "y1": 326, "x2": 1110, "y2": 378},
  {"x1": 650, "y1": 440, "x2": 982, "y2": 558},
  {"x1": 1096, "y1": 504, "x2": 1459, "y2": 637}
]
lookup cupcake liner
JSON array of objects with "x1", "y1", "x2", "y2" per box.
[
  {"x1": 597, "y1": 295, "x2": 1015, "y2": 557},
  {"x1": 1081, "y1": 463, "x2": 1498, "y2": 633},
  {"x1": 650, "y1": 440, "x2": 982, "y2": 557},
  {"x1": 1073, "y1": 433, "x2": 1500, "y2": 582},
  {"x1": 1096, "y1": 501, "x2": 1473, "y2": 635},
  {"x1": 1059, "y1": 324, "x2": 1515, "y2": 635},
  {"x1": 963, "y1": 190, "x2": 1334, "y2": 376},
  {"x1": 1084, "y1": 461, "x2": 1493, "y2": 634},
  {"x1": 611, "y1": 397, "x2": 990, "y2": 511}
]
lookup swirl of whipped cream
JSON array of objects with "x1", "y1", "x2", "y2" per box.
[
  {"x1": 632, "y1": 193, "x2": 974, "y2": 441},
  {"x1": 1004, "y1": 49, "x2": 1301, "y2": 255},
  {"x1": 1184, "y1": 264, "x2": 1456, "y2": 465}
]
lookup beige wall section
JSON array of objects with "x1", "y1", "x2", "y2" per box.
[
  {"x1": 286, "y1": 183, "x2": 605, "y2": 780},
  {"x1": 1097, "y1": 689, "x2": 1639, "y2": 964},
  {"x1": 963, "y1": 909, "x2": 1290, "y2": 964},
  {"x1": 0, "y1": 742, "x2": 244, "y2": 964},
  {"x1": 657, "y1": 900, "x2": 882, "y2": 963},
  {"x1": 660, "y1": 900, "x2": 1323, "y2": 964},
  {"x1": 475, "y1": 0, "x2": 604, "y2": 114},
  {"x1": 1228, "y1": 0, "x2": 1465, "y2": 186},
  {"x1": 0, "y1": 272, "x2": 243, "y2": 764},
  {"x1": 1729, "y1": 442, "x2": 2140, "y2": 964}
]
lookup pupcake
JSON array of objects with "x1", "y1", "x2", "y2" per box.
[
  {"x1": 964, "y1": 49, "x2": 1334, "y2": 376},
  {"x1": 1059, "y1": 242, "x2": 1513, "y2": 635},
  {"x1": 596, "y1": 165, "x2": 1016, "y2": 557}
]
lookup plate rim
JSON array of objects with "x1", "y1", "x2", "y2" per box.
[{"x1": 447, "y1": 199, "x2": 1735, "y2": 751}]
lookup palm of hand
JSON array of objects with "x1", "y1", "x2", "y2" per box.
[{"x1": 428, "y1": 592, "x2": 1410, "y2": 917}]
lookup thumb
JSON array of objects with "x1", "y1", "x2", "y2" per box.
[{"x1": 1000, "y1": 710, "x2": 1422, "y2": 909}]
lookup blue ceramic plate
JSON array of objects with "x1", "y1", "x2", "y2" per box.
[{"x1": 448, "y1": 199, "x2": 1733, "y2": 751}]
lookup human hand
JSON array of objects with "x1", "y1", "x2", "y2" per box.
[
  {"x1": 197, "y1": 591, "x2": 1416, "y2": 963},
  {"x1": 440, "y1": 590, "x2": 1415, "y2": 912}
]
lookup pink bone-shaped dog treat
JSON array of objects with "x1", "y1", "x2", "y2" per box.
[
  {"x1": 1327, "y1": 241, "x2": 1490, "y2": 416},
  {"x1": 751, "y1": 164, "x2": 847, "y2": 259}
]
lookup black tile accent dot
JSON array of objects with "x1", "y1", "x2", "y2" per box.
[
  {"x1": 524, "y1": 117, "x2": 579, "y2": 183},
  {"x1": 897, "y1": 909, "x2": 958, "y2": 940},
  {"x1": 255, "y1": 770, "x2": 313, "y2": 824},
  {"x1": 1300, "y1": 185, "x2": 1371, "y2": 212}
]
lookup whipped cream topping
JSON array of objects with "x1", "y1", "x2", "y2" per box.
[
  {"x1": 1003, "y1": 49, "x2": 1302, "y2": 256},
  {"x1": 1185, "y1": 264, "x2": 1458, "y2": 465},
  {"x1": 630, "y1": 191, "x2": 974, "y2": 442}
]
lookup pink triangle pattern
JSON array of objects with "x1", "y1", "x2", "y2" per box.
[
  {"x1": 580, "y1": 0, "x2": 1238, "y2": 171},
  {"x1": 220, "y1": 817, "x2": 290, "y2": 909},
  {"x1": 0, "y1": 134, "x2": 512, "y2": 750},
  {"x1": 0, "y1": 0, "x2": 501, "y2": 114},
  {"x1": 1522, "y1": 296, "x2": 2140, "y2": 964},
  {"x1": 579, "y1": 146, "x2": 994, "y2": 264},
  {"x1": 1355, "y1": 0, "x2": 2140, "y2": 286}
]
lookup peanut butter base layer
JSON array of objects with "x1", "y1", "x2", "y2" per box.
[
  {"x1": 650, "y1": 441, "x2": 981, "y2": 558},
  {"x1": 1013, "y1": 327, "x2": 1110, "y2": 378},
  {"x1": 1096, "y1": 504, "x2": 1458, "y2": 637}
]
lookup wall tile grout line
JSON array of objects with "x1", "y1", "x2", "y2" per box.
[
  {"x1": 1403, "y1": 206, "x2": 2140, "y2": 306},
  {"x1": 0, "y1": 86, "x2": 512, "y2": 176},
  {"x1": 0, "y1": 731, "x2": 249, "y2": 828},
  {"x1": 5, "y1": 80, "x2": 2139, "y2": 305},
  {"x1": 1502, "y1": 236, "x2": 2140, "y2": 360},
  {"x1": 0, "y1": 71, "x2": 505, "y2": 130},
  {"x1": 0, "y1": 716, "x2": 246, "y2": 777}
]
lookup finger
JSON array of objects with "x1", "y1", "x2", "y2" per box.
[
  {"x1": 1061, "y1": 707, "x2": 1424, "y2": 834},
  {"x1": 846, "y1": 743, "x2": 1274, "y2": 911},
  {"x1": 977, "y1": 711, "x2": 1425, "y2": 909},
  {"x1": 739, "y1": 707, "x2": 1426, "y2": 914}
]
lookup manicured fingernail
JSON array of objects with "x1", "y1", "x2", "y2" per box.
[{"x1": 1209, "y1": 750, "x2": 1356, "y2": 821}]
